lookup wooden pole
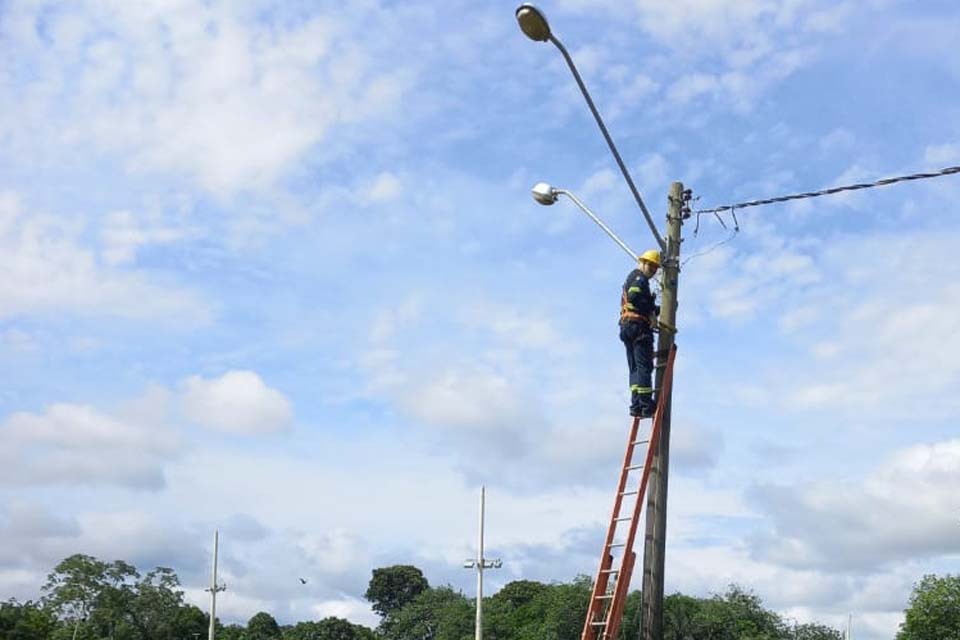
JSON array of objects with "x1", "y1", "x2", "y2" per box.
[{"x1": 640, "y1": 182, "x2": 684, "y2": 640}]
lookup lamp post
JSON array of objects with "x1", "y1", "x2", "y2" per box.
[
  {"x1": 515, "y1": 4, "x2": 665, "y2": 252},
  {"x1": 516, "y1": 6, "x2": 685, "y2": 640},
  {"x1": 463, "y1": 486, "x2": 502, "y2": 640}
]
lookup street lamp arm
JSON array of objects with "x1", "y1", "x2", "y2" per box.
[
  {"x1": 556, "y1": 189, "x2": 639, "y2": 262},
  {"x1": 548, "y1": 35, "x2": 666, "y2": 252}
]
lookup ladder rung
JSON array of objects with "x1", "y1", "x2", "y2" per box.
[
  {"x1": 615, "y1": 516, "x2": 633, "y2": 522},
  {"x1": 595, "y1": 594, "x2": 614, "y2": 599},
  {"x1": 633, "y1": 439, "x2": 649, "y2": 445},
  {"x1": 608, "y1": 542, "x2": 626, "y2": 548},
  {"x1": 591, "y1": 621, "x2": 608, "y2": 626},
  {"x1": 626, "y1": 464, "x2": 644, "y2": 471},
  {"x1": 600, "y1": 569, "x2": 619, "y2": 574},
  {"x1": 619, "y1": 490, "x2": 638, "y2": 496}
]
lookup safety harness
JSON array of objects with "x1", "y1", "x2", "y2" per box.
[{"x1": 620, "y1": 290, "x2": 652, "y2": 325}]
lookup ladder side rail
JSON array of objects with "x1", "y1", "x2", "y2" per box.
[
  {"x1": 606, "y1": 346, "x2": 678, "y2": 638},
  {"x1": 579, "y1": 417, "x2": 643, "y2": 640},
  {"x1": 604, "y1": 550, "x2": 636, "y2": 640}
]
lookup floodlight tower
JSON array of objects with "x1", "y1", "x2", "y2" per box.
[
  {"x1": 463, "y1": 486, "x2": 502, "y2": 640},
  {"x1": 207, "y1": 530, "x2": 227, "y2": 640}
]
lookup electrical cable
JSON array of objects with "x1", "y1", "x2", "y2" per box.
[{"x1": 695, "y1": 165, "x2": 960, "y2": 215}]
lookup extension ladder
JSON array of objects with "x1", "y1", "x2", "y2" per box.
[{"x1": 580, "y1": 345, "x2": 678, "y2": 640}]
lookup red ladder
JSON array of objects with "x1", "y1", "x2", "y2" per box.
[{"x1": 580, "y1": 345, "x2": 677, "y2": 640}]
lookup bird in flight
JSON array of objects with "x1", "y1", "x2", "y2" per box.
[{"x1": 299, "y1": 578, "x2": 308, "y2": 585}]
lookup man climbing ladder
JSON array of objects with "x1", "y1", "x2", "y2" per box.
[{"x1": 619, "y1": 249, "x2": 660, "y2": 418}]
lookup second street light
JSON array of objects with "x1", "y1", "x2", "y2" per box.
[{"x1": 530, "y1": 182, "x2": 639, "y2": 261}]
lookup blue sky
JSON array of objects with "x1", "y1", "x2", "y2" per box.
[{"x1": 2, "y1": 1, "x2": 960, "y2": 638}]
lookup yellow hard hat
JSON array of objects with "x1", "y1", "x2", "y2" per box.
[{"x1": 639, "y1": 249, "x2": 661, "y2": 267}]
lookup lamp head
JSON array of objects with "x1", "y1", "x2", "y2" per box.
[
  {"x1": 531, "y1": 182, "x2": 558, "y2": 205},
  {"x1": 516, "y1": 4, "x2": 551, "y2": 42}
]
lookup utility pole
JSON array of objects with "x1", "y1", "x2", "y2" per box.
[
  {"x1": 514, "y1": 7, "x2": 687, "y2": 637},
  {"x1": 207, "y1": 530, "x2": 226, "y2": 640},
  {"x1": 640, "y1": 182, "x2": 686, "y2": 640},
  {"x1": 463, "y1": 486, "x2": 502, "y2": 640}
]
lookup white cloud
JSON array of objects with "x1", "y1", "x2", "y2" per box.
[
  {"x1": 0, "y1": 402, "x2": 178, "y2": 489},
  {"x1": 297, "y1": 529, "x2": 370, "y2": 576},
  {"x1": 782, "y1": 232, "x2": 960, "y2": 415},
  {"x1": 367, "y1": 172, "x2": 403, "y2": 203},
  {"x1": 819, "y1": 128, "x2": 856, "y2": 152},
  {"x1": 0, "y1": 190, "x2": 210, "y2": 322},
  {"x1": 749, "y1": 439, "x2": 960, "y2": 571},
  {"x1": 181, "y1": 370, "x2": 294, "y2": 435},
  {"x1": 671, "y1": 421, "x2": 724, "y2": 473},
  {"x1": 99, "y1": 210, "x2": 192, "y2": 266},
  {"x1": 311, "y1": 597, "x2": 378, "y2": 628},
  {"x1": 0, "y1": 2, "x2": 416, "y2": 197},
  {"x1": 924, "y1": 142, "x2": 960, "y2": 165},
  {"x1": 400, "y1": 366, "x2": 538, "y2": 455}
]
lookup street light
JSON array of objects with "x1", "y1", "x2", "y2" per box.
[
  {"x1": 515, "y1": 4, "x2": 551, "y2": 41},
  {"x1": 530, "y1": 182, "x2": 639, "y2": 261},
  {"x1": 515, "y1": 4, "x2": 666, "y2": 252}
]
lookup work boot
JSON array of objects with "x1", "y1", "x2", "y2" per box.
[{"x1": 638, "y1": 404, "x2": 656, "y2": 419}]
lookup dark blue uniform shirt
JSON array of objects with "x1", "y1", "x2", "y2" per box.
[{"x1": 622, "y1": 268, "x2": 657, "y2": 319}]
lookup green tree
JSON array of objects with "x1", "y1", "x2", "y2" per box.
[
  {"x1": 663, "y1": 593, "x2": 701, "y2": 640},
  {"x1": 897, "y1": 574, "x2": 960, "y2": 640},
  {"x1": 172, "y1": 604, "x2": 209, "y2": 640},
  {"x1": 42, "y1": 554, "x2": 137, "y2": 623},
  {"x1": 512, "y1": 576, "x2": 592, "y2": 640},
  {"x1": 485, "y1": 580, "x2": 550, "y2": 640},
  {"x1": 493, "y1": 581, "x2": 548, "y2": 610},
  {"x1": 787, "y1": 622, "x2": 843, "y2": 640},
  {"x1": 0, "y1": 599, "x2": 58, "y2": 640},
  {"x1": 248, "y1": 611, "x2": 282, "y2": 640},
  {"x1": 691, "y1": 585, "x2": 785, "y2": 640},
  {"x1": 219, "y1": 623, "x2": 247, "y2": 640},
  {"x1": 618, "y1": 590, "x2": 642, "y2": 640},
  {"x1": 42, "y1": 554, "x2": 140, "y2": 640},
  {"x1": 122, "y1": 567, "x2": 188, "y2": 640},
  {"x1": 365, "y1": 565, "x2": 430, "y2": 618},
  {"x1": 381, "y1": 586, "x2": 473, "y2": 640},
  {"x1": 283, "y1": 616, "x2": 378, "y2": 640},
  {"x1": 40, "y1": 554, "x2": 209, "y2": 640}
]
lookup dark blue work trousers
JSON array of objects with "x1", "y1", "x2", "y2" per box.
[{"x1": 619, "y1": 321, "x2": 654, "y2": 413}]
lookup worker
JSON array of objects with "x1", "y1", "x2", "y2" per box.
[{"x1": 620, "y1": 249, "x2": 660, "y2": 418}]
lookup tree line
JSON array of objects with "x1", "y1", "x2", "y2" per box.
[{"x1": 2, "y1": 555, "x2": 957, "y2": 640}]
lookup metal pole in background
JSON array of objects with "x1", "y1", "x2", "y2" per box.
[
  {"x1": 207, "y1": 530, "x2": 226, "y2": 640},
  {"x1": 464, "y1": 486, "x2": 501, "y2": 640},
  {"x1": 640, "y1": 182, "x2": 685, "y2": 640},
  {"x1": 476, "y1": 486, "x2": 485, "y2": 640}
]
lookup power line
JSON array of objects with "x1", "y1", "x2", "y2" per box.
[{"x1": 695, "y1": 165, "x2": 960, "y2": 215}]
